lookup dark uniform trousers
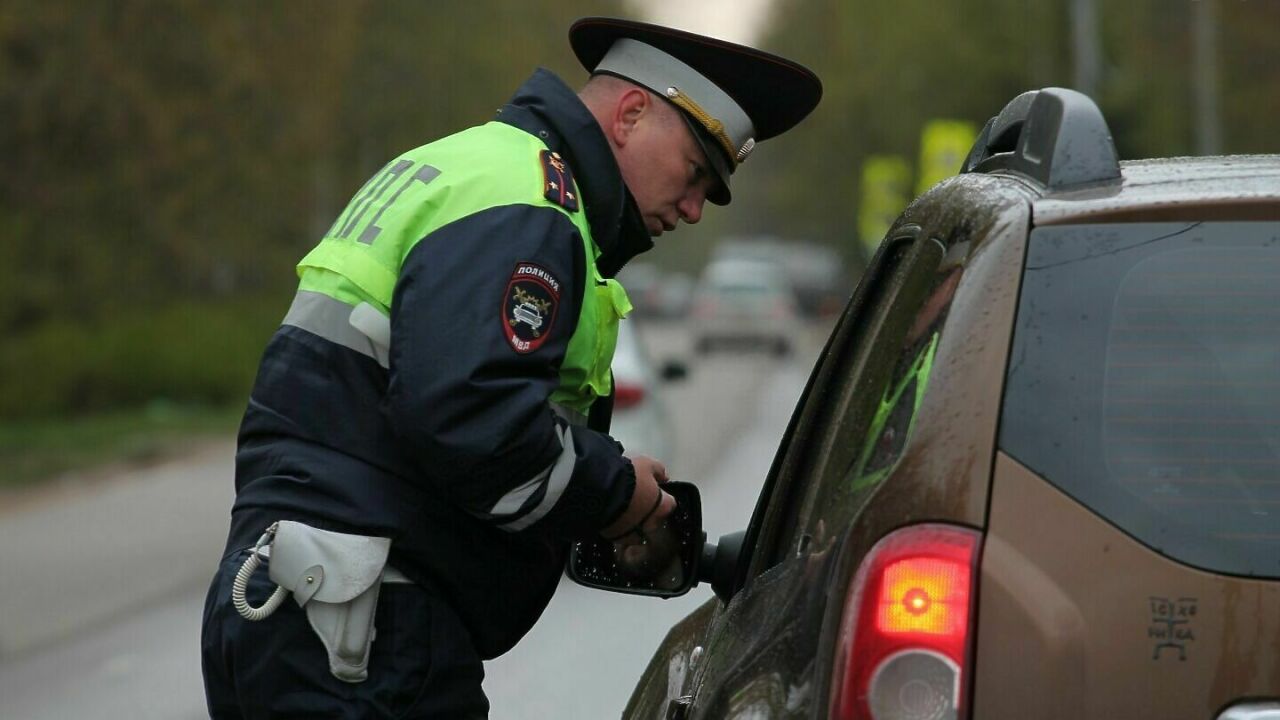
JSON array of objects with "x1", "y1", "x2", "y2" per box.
[{"x1": 201, "y1": 550, "x2": 490, "y2": 719}]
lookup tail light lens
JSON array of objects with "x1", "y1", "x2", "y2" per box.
[
  {"x1": 829, "y1": 524, "x2": 981, "y2": 720},
  {"x1": 614, "y1": 382, "x2": 646, "y2": 410}
]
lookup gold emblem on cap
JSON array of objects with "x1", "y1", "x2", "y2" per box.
[{"x1": 665, "y1": 86, "x2": 741, "y2": 167}]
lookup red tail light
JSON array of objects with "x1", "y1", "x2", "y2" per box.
[
  {"x1": 614, "y1": 382, "x2": 646, "y2": 410},
  {"x1": 830, "y1": 524, "x2": 981, "y2": 720}
]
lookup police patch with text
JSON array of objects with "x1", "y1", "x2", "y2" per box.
[{"x1": 502, "y1": 263, "x2": 561, "y2": 354}]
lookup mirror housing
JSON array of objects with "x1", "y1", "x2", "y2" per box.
[{"x1": 701, "y1": 530, "x2": 746, "y2": 603}]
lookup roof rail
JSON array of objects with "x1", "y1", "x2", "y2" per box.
[{"x1": 961, "y1": 87, "x2": 1121, "y2": 189}]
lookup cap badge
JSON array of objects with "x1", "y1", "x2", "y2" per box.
[{"x1": 664, "y1": 86, "x2": 741, "y2": 167}]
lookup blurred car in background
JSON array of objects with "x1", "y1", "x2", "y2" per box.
[
  {"x1": 780, "y1": 243, "x2": 849, "y2": 318},
  {"x1": 609, "y1": 320, "x2": 685, "y2": 463},
  {"x1": 691, "y1": 257, "x2": 799, "y2": 356},
  {"x1": 656, "y1": 271, "x2": 695, "y2": 319},
  {"x1": 713, "y1": 236, "x2": 850, "y2": 318}
]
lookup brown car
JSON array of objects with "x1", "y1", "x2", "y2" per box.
[{"x1": 571, "y1": 87, "x2": 1280, "y2": 719}]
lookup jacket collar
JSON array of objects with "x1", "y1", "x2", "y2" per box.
[{"x1": 495, "y1": 68, "x2": 651, "y2": 278}]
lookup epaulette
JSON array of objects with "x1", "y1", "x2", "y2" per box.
[{"x1": 539, "y1": 150, "x2": 579, "y2": 212}]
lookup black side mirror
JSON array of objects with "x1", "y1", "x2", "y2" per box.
[
  {"x1": 660, "y1": 360, "x2": 688, "y2": 382},
  {"x1": 700, "y1": 530, "x2": 746, "y2": 604},
  {"x1": 568, "y1": 481, "x2": 704, "y2": 598},
  {"x1": 568, "y1": 482, "x2": 749, "y2": 604}
]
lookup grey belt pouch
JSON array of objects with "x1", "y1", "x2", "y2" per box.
[{"x1": 232, "y1": 521, "x2": 393, "y2": 683}]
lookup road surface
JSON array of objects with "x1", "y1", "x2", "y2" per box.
[{"x1": 0, "y1": 320, "x2": 824, "y2": 719}]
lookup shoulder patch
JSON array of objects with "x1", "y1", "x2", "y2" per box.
[
  {"x1": 539, "y1": 150, "x2": 579, "y2": 212},
  {"x1": 502, "y1": 262, "x2": 562, "y2": 354}
]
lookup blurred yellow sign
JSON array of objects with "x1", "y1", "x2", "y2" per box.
[
  {"x1": 916, "y1": 120, "x2": 978, "y2": 195},
  {"x1": 858, "y1": 155, "x2": 912, "y2": 252}
]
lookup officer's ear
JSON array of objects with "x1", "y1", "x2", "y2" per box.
[{"x1": 608, "y1": 87, "x2": 651, "y2": 148}]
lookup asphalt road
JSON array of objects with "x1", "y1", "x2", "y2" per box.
[
  {"x1": 483, "y1": 326, "x2": 815, "y2": 717},
  {"x1": 0, "y1": 319, "x2": 824, "y2": 719}
]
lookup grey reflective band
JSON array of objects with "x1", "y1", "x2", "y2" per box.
[
  {"x1": 594, "y1": 38, "x2": 755, "y2": 164},
  {"x1": 488, "y1": 466, "x2": 552, "y2": 517},
  {"x1": 496, "y1": 424, "x2": 577, "y2": 532},
  {"x1": 550, "y1": 402, "x2": 589, "y2": 428},
  {"x1": 483, "y1": 406, "x2": 582, "y2": 525},
  {"x1": 1217, "y1": 703, "x2": 1280, "y2": 720},
  {"x1": 283, "y1": 291, "x2": 391, "y2": 368},
  {"x1": 348, "y1": 302, "x2": 391, "y2": 356}
]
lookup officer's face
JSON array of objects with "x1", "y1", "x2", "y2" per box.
[{"x1": 616, "y1": 96, "x2": 716, "y2": 238}]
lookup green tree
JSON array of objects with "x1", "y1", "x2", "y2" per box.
[
  {"x1": 0, "y1": 0, "x2": 623, "y2": 418},
  {"x1": 724, "y1": 0, "x2": 1280, "y2": 263}
]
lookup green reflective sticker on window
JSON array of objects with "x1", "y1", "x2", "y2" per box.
[{"x1": 850, "y1": 331, "x2": 940, "y2": 492}]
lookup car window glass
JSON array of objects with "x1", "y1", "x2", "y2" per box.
[
  {"x1": 850, "y1": 266, "x2": 960, "y2": 488},
  {"x1": 781, "y1": 236, "x2": 953, "y2": 558},
  {"x1": 1002, "y1": 222, "x2": 1280, "y2": 579},
  {"x1": 747, "y1": 236, "x2": 914, "y2": 570}
]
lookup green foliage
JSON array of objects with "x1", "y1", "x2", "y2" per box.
[
  {"x1": 0, "y1": 0, "x2": 622, "y2": 421},
  {"x1": 729, "y1": 0, "x2": 1280, "y2": 260},
  {"x1": 0, "y1": 296, "x2": 284, "y2": 418},
  {"x1": 0, "y1": 404, "x2": 241, "y2": 487},
  {"x1": 1, "y1": 0, "x2": 1275, "y2": 423},
  {"x1": 1217, "y1": 2, "x2": 1280, "y2": 154}
]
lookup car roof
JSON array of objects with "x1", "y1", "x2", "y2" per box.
[
  {"x1": 702, "y1": 257, "x2": 789, "y2": 284},
  {"x1": 1033, "y1": 155, "x2": 1280, "y2": 225}
]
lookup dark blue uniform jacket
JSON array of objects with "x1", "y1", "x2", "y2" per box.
[{"x1": 224, "y1": 69, "x2": 653, "y2": 659}]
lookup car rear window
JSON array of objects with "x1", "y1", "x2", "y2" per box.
[{"x1": 1001, "y1": 222, "x2": 1280, "y2": 579}]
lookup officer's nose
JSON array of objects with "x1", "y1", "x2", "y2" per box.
[{"x1": 678, "y1": 192, "x2": 705, "y2": 225}]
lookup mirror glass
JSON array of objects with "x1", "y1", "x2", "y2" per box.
[{"x1": 568, "y1": 480, "x2": 704, "y2": 597}]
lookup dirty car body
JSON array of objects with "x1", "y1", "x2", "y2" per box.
[{"x1": 607, "y1": 89, "x2": 1280, "y2": 720}]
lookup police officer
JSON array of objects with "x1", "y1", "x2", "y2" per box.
[{"x1": 201, "y1": 17, "x2": 821, "y2": 719}]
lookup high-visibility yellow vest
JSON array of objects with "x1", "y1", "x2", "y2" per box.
[{"x1": 294, "y1": 121, "x2": 631, "y2": 415}]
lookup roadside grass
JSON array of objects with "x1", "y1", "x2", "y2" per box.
[
  {"x1": 0, "y1": 404, "x2": 241, "y2": 489},
  {"x1": 0, "y1": 296, "x2": 280, "y2": 489}
]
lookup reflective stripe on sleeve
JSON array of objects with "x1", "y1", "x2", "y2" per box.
[
  {"x1": 487, "y1": 465, "x2": 552, "y2": 517},
  {"x1": 283, "y1": 291, "x2": 391, "y2": 368},
  {"x1": 494, "y1": 424, "x2": 577, "y2": 532},
  {"x1": 549, "y1": 402, "x2": 588, "y2": 428}
]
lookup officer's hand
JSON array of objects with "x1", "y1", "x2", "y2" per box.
[
  {"x1": 600, "y1": 455, "x2": 674, "y2": 539},
  {"x1": 601, "y1": 456, "x2": 680, "y2": 582}
]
